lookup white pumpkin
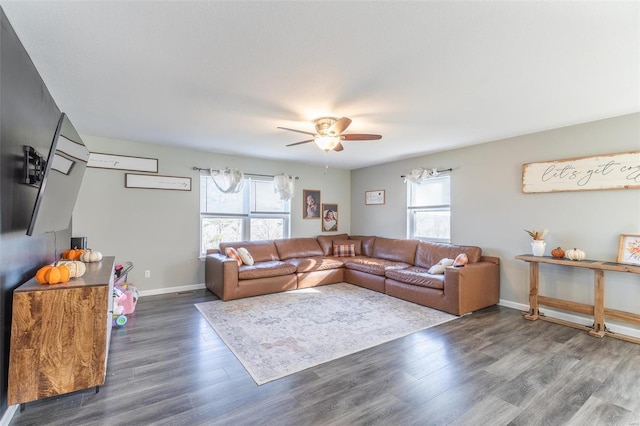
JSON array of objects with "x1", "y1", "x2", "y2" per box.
[
  {"x1": 565, "y1": 248, "x2": 586, "y2": 261},
  {"x1": 56, "y1": 260, "x2": 86, "y2": 278},
  {"x1": 80, "y1": 249, "x2": 103, "y2": 263}
]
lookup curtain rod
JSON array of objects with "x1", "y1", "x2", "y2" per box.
[
  {"x1": 400, "y1": 168, "x2": 453, "y2": 178},
  {"x1": 192, "y1": 167, "x2": 299, "y2": 180}
]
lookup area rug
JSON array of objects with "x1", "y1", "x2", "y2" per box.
[{"x1": 195, "y1": 283, "x2": 456, "y2": 385}]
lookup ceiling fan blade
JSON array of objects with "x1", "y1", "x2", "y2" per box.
[
  {"x1": 277, "y1": 127, "x2": 317, "y2": 137},
  {"x1": 286, "y1": 139, "x2": 314, "y2": 147},
  {"x1": 341, "y1": 134, "x2": 382, "y2": 141},
  {"x1": 328, "y1": 117, "x2": 352, "y2": 135},
  {"x1": 333, "y1": 142, "x2": 344, "y2": 152}
]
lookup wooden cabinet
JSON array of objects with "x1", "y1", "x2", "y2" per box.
[{"x1": 7, "y1": 257, "x2": 115, "y2": 406}]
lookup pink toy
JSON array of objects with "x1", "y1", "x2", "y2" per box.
[
  {"x1": 112, "y1": 287, "x2": 128, "y2": 326},
  {"x1": 117, "y1": 283, "x2": 139, "y2": 315}
]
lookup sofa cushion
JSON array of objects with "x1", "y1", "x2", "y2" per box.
[
  {"x1": 317, "y1": 233, "x2": 349, "y2": 256},
  {"x1": 414, "y1": 241, "x2": 482, "y2": 269},
  {"x1": 285, "y1": 256, "x2": 344, "y2": 273},
  {"x1": 334, "y1": 239, "x2": 362, "y2": 256},
  {"x1": 342, "y1": 258, "x2": 411, "y2": 276},
  {"x1": 219, "y1": 240, "x2": 280, "y2": 263},
  {"x1": 385, "y1": 266, "x2": 445, "y2": 290},
  {"x1": 238, "y1": 261, "x2": 297, "y2": 280},
  {"x1": 349, "y1": 236, "x2": 376, "y2": 257},
  {"x1": 275, "y1": 238, "x2": 324, "y2": 260},
  {"x1": 372, "y1": 237, "x2": 419, "y2": 264}
]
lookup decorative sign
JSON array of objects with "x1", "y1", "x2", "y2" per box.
[
  {"x1": 88, "y1": 153, "x2": 158, "y2": 173},
  {"x1": 522, "y1": 151, "x2": 640, "y2": 193},
  {"x1": 125, "y1": 173, "x2": 191, "y2": 191},
  {"x1": 365, "y1": 190, "x2": 385, "y2": 205}
]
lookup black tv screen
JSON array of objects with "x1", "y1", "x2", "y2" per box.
[{"x1": 26, "y1": 113, "x2": 89, "y2": 236}]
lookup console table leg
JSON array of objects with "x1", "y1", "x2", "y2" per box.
[
  {"x1": 589, "y1": 269, "x2": 606, "y2": 338},
  {"x1": 524, "y1": 262, "x2": 540, "y2": 320}
]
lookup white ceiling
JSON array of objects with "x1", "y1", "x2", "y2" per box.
[{"x1": 1, "y1": 1, "x2": 638, "y2": 170}]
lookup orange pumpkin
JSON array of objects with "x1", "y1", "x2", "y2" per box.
[
  {"x1": 35, "y1": 264, "x2": 70, "y2": 284},
  {"x1": 551, "y1": 247, "x2": 565, "y2": 259},
  {"x1": 62, "y1": 247, "x2": 85, "y2": 260}
]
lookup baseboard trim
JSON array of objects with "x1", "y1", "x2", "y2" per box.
[
  {"x1": 138, "y1": 283, "x2": 206, "y2": 297},
  {"x1": 1, "y1": 405, "x2": 18, "y2": 426},
  {"x1": 499, "y1": 299, "x2": 640, "y2": 339}
]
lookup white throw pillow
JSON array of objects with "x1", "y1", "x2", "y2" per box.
[
  {"x1": 428, "y1": 264, "x2": 446, "y2": 274},
  {"x1": 428, "y1": 258, "x2": 454, "y2": 274},
  {"x1": 439, "y1": 258, "x2": 454, "y2": 267},
  {"x1": 237, "y1": 247, "x2": 254, "y2": 266}
]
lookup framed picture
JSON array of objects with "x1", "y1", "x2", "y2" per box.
[
  {"x1": 125, "y1": 173, "x2": 191, "y2": 191},
  {"x1": 322, "y1": 203, "x2": 338, "y2": 232},
  {"x1": 617, "y1": 234, "x2": 640, "y2": 265},
  {"x1": 365, "y1": 190, "x2": 385, "y2": 205},
  {"x1": 88, "y1": 153, "x2": 158, "y2": 172},
  {"x1": 303, "y1": 189, "x2": 321, "y2": 219}
]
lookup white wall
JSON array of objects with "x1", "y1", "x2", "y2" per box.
[
  {"x1": 72, "y1": 114, "x2": 640, "y2": 334},
  {"x1": 352, "y1": 113, "x2": 640, "y2": 331},
  {"x1": 73, "y1": 136, "x2": 351, "y2": 292}
]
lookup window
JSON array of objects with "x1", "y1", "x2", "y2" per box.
[
  {"x1": 407, "y1": 175, "x2": 450, "y2": 242},
  {"x1": 200, "y1": 176, "x2": 290, "y2": 255}
]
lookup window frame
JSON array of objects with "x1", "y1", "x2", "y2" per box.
[
  {"x1": 407, "y1": 175, "x2": 451, "y2": 243},
  {"x1": 199, "y1": 175, "x2": 290, "y2": 256}
]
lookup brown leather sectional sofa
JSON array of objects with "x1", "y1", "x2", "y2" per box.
[{"x1": 205, "y1": 234, "x2": 500, "y2": 316}]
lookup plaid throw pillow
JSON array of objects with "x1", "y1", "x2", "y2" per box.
[{"x1": 333, "y1": 243, "x2": 356, "y2": 257}]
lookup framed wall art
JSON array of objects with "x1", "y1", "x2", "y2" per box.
[
  {"x1": 125, "y1": 173, "x2": 191, "y2": 191},
  {"x1": 365, "y1": 190, "x2": 385, "y2": 205},
  {"x1": 303, "y1": 189, "x2": 321, "y2": 219},
  {"x1": 89, "y1": 153, "x2": 159, "y2": 173},
  {"x1": 322, "y1": 203, "x2": 338, "y2": 232},
  {"x1": 616, "y1": 233, "x2": 640, "y2": 265}
]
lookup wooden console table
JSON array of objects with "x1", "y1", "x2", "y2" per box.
[{"x1": 516, "y1": 254, "x2": 640, "y2": 344}]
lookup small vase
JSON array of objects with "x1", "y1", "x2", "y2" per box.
[{"x1": 531, "y1": 240, "x2": 546, "y2": 256}]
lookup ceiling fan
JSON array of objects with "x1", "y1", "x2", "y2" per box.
[{"x1": 278, "y1": 117, "x2": 382, "y2": 152}]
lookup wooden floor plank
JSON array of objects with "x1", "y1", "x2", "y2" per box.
[
  {"x1": 8, "y1": 289, "x2": 640, "y2": 425},
  {"x1": 566, "y1": 395, "x2": 634, "y2": 426}
]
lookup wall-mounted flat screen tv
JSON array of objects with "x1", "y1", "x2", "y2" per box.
[{"x1": 27, "y1": 113, "x2": 90, "y2": 236}]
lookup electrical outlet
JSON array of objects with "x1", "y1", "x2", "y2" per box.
[{"x1": 144, "y1": 270, "x2": 151, "y2": 278}]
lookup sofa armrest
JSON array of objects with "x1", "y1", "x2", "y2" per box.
[
  {"x1": 480, "y1": 255, "x2": 500, "y2": 265},
  {"x1": 443, "y1": 260, "x2": 500, "y2": 315},
  {"x1": 205, "y1": 253, "x2": 239, "y2": 301}
]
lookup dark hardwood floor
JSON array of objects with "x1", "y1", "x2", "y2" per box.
[{"x1": 9, "y1": 287, "x2": 640, "y2": 426}]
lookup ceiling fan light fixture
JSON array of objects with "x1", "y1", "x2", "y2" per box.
[
  {"x1": 314, "y1": 135, "x2": 341, "y2": 151},
  {"x1": 279, "y1": 116, "x2": 381, "y2": 152}
]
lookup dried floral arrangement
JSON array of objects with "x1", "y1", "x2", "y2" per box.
[{"x1": 524, "y1": 228, "x2": 548, "y2": 240}]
